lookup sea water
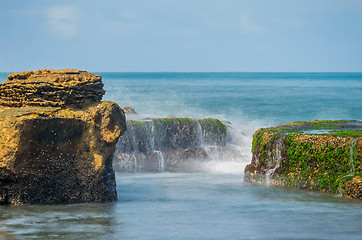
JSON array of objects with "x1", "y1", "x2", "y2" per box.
[{"x1": 0, "y1": 72, "x2": 361, "y2": 239}]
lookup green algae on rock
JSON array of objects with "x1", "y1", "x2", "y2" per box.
[
  {"x1": 244, "y1": 120, "x2": 362, "y2": 199},
  {"x1": 0, "y1": 69, "x2": 126, "y2": 205},
  {"x1": 113, "y1": 117, "x2": 237, "y2": 172}
]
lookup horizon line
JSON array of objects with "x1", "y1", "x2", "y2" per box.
[{"x1": 1, "y1": 70, "x2": 362, "y2": 74}]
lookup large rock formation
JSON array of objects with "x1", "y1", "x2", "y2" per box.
[
  {"x1": 244, "y1": 120, "x2": 362, "y2": 199},
  {"x1": 113, "y1": 117, "x2": 246, "y2": 172},
  {"x1": 0, "y1": 69, "x2": 126, "y2": 205}
]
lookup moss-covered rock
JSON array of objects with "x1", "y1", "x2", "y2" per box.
[
  {"x1": 114, "y1": 117, "x2": 232, "y2": 172},
  {"x1": 244, "y1": 120, "x2": 362, "y2": 199}
]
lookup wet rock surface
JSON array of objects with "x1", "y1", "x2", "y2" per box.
[
  {"x1": 0, "y1": 70, "x2": 126, "y2": 205},
  {"x1": 244, "y1": 120, "x2": 362, "y2": 199},
  {"x1": 113, "y1": 117, "x2": 245, "y2": 172}
]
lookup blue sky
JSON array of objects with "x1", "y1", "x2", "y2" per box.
[{"x1": 1, "y1": 0, "x2": 362, "y2": 72}]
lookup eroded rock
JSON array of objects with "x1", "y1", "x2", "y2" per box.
[
  {"x1": 0, "y1": 69, "x2": 105, "y2": 108},
  {"x1": 0, "y1": 70, "x2": 126, "y2": 205}
]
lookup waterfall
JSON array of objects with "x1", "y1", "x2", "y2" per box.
[
  {"x1": 154, "y1": 151, "x2": 165, "y2": 172},
  {"x1": 337, "y1": 139, "x2": 357, "y2": 195},
  {"x1": 150, "y1": 123, "x2": 156, "y2": 151},
  {"x1": 265, "y1": 137, "x2": 283, "y2": 185},
  {"x1": 133, "y1": 155, "x2": 138, "y2": 173},
  {"x1": 113, "y1": 118, "x2": 245, "y2": 173},
  {"x1": 197, "y1": 121, "x2": 204, "y2": 147},
  {"x1": 349, "y1": 139, "x2": 357, "y2": 176}
]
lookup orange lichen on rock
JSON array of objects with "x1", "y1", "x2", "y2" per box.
[{"x1": 343, "y1": 176, "x2": 362, "y2": 199}]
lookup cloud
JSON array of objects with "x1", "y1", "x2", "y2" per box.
[
  {"x1": 47, "y1": 5, "x2": 79, "y2": 39},
  {"x1": 239, "y1": 12, "x2": 264, "y2": 34}
]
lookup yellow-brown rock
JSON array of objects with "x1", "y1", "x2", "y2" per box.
[
  {"x1": 0, "y1": 69, "x2": 105, "y2": 108},
  {"x1": 0, "y1": 70, "x2": 126, "y2": 205}
]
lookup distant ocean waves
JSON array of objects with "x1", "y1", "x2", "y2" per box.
[{"x1": 101, "y1": 72, "x2": 362, "y2": 131}]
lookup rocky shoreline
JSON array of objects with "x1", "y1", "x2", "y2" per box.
[
  {"x1": 244, "y1": 120, "x2": 362, "y2": 199},
  {"x1": 1, "y1": 69, "x2": 360, "y2": 204}
]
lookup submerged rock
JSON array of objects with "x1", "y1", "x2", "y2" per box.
[
  {"x1": 123, "y1": 106, "x2": 137, "y2": 115},
  {"x1": 244, "y1": 120, "x2": 362, "y2": 199},
  {"x1": 0, "y1": 69, "x2": 126, "y2": 205}
]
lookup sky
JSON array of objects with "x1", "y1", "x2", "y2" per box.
[{"x1": 0, "y1": 0, "x2": 362, "y2": 72}]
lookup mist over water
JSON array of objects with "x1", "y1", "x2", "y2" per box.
[
  {"x1": 103, "y1": 72, "x2": 362, "y2": 173},
  {"x1": 1, "y1": 72, "x2": 362, "y2": 239},
  {"x1": 102, "y1": 72, "x2": 362, "y2": 135}
]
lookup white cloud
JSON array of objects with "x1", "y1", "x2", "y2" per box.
[
  {"x1": 239, "y1": 12, "x2": 264, "y2": 34},
  {"x1": 47, "y1": 5, "x2": 79, "y2": 39}
]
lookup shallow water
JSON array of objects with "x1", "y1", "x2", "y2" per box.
[
  {"x1": 0, "y1": 72, "x2": 361, "y2": 239},
  {"x1": 1, "y1": 173, "x2": 361, "y2": 240}
]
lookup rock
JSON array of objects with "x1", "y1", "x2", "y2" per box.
[
  {"x1": 244, "y1": 120, "x2": 362, "y2": 199},
  {"x1": 123, "y1": 106, "x2": 137, "y2": 115},
  {"x1": 113, "y1": 117, "x2": 244, "y2": 172},
  {"x1": 343, "y1": 176, "x2": 362, "y2": 199},
  {"x1": 0, "y1": 70, "x2": 126, "y2": 205},
  {"x1": 0, "y1": 69, "x2": 105, "y2": 108}
]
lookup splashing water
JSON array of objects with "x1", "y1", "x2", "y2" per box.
[
  {"x1": 154, "y1": 150, "x2": 165, "y2": 172},
  {"x1": 114, "y1": 118, "x2": 250, "y2": 173}
]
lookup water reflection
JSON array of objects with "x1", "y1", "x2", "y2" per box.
[{"x1": 0, "y1": 203, "x2": 117, "y2": 239}]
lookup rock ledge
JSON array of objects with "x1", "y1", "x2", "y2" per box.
[
  {"x1": 0, "y1": 70, "x2": 125, "y2": 205},
  {"x1": 0, "y1": 69, "x2": 105, "y2": 108}
]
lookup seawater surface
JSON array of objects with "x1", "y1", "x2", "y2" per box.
[
  {"x1": 1, "y1": 173, "x2": 361, "y2": 240},
  {"x1": 0, "y1": 72, "x2": 361, "y2": 239}
]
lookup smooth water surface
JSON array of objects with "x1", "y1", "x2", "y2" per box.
[{"x1": 0, "y1": 173, "x2": 361, "y2": 240}]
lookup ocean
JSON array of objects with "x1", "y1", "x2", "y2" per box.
[{"x1": 0, "y1": 72, "x2": 361, "y2": 239}]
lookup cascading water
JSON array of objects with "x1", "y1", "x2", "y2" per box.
[
  {"x1": 113, "y1": 118, "x2": 249, "y2": 173},
  {"x1": 338, "y1": 139, "x2": 358, "y2": 194},
  {"x1": 348, "y1": 139, "x2": 357, "y2": 176},
  {"x1": 197, "y1": 121, "x2": 204, "y2": 147},
  {"x1": 265, "y1": 137, "x2": 283, "y2": 185},
  {"x1": 155, "y1": 151, "x2": 165, "y2": 172}
]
